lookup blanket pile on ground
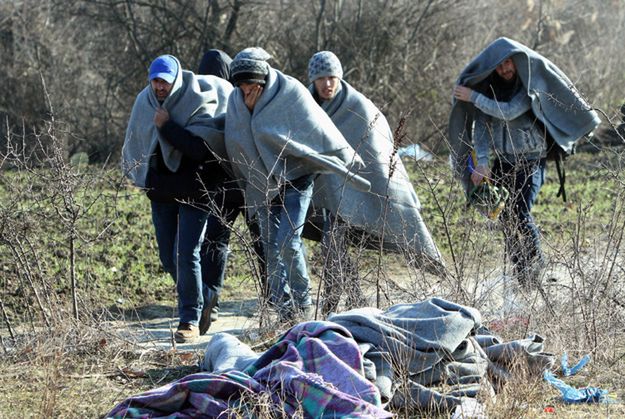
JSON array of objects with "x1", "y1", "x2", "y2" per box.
[
  {"x1": 329, "y1": 298, "x2": 554, "y2": 412},
  {"x1": 106, "y1": 321, "x2": 392, "y2": 418},
  {"x1": 106, "y1": 299, "x2": 554, "y2": 417}
]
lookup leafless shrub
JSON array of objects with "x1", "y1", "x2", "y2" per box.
[
  {"x1": 1, "y1": 0, "x2": 625, "y2": 416},
  {"x1": 0, "y1": 115, "x2": 124, "y2": 342},
  {"x1": 2, "y1": 0, "x2": 624, "y2": 161}
]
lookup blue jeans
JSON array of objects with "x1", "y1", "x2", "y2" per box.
[
  {"x1": 492, "y1": 158, "x2": 546, "y2": 275},
  {"x1": 258, "y1": 175, "x2": 314, "y2": 308},
  {"x1": 151, "y1": 201, "x2": 207, "y2": 325}
]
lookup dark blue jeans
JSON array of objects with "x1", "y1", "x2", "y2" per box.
[
  {"x1": 492, "y1": 158, "x2": 546, "y2": 276},
  {"x1": 151, "y1": 201, "x2": 207, "y2": 325},
  {"x1": 201, "y1": 208, "x2": 237, "y2": 300}
]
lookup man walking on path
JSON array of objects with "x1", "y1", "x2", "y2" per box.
[
  {"x1": 224, "y1": 47, "x2": 369, "y2": 322},
  {"x1": 196, "y1": 49, "x2": 265, "y2": 334},
  {"x1": 449, "y1": 37, "x2": 600, "y2": 286},
  {"x1": 307, "y1": 51, "x2": 444, "y2": 314},
  {"x1": 122, "y1": 54, "x2": 231, "y2": 342}
]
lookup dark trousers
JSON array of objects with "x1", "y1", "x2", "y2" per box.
[
  {"x1": 491, "y1": 158, "x2": 546, "y2": 278},
  {"x1": 151, "y1": 201, "x2": 207, "y2": 325},
  {"x1": 200, "y1": 190, "x2": 265, "y2": 304}
]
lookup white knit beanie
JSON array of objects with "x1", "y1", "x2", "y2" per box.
[{"x1": 308, "y1": 51, "x2": 343, "y2": 83}]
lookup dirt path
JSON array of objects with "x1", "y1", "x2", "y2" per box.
[
  {"x1": 105, "y1": 261, "x2": 575, "y2": 353},
  {"x1": 107, "y1": 298, "x2": 263, "y2": 352}
]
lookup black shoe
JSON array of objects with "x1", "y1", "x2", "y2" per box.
[
  {"x1": 278, "y1": 305, "x2": 296, "y2": 324},
  {"x1": 272, "y1": 300, "x2": 295, "y2": 324},
  {"x1": 210, "y1": 304, "x2": 219, "y2": 323},
  {"x1": 516, "y1": 257, "x2": 547, "y2": 289},
  {"x1": 199, "y1": 291, "x2": 219, "y2": 335},
  {"x1": 299, "y1": 305, "x2": 315, "y2": 322}
]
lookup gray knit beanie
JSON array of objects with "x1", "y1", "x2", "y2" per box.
[
  {"x1": 308, "y1": 51, "x2": 343, "y2": 83},
  {"x1": 230, "y1": 47, "x2": 271, "y2": 86}
]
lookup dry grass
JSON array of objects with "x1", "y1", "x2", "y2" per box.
[{"x1": 2, "y1": 149, "x2": 625, "y2": 417}]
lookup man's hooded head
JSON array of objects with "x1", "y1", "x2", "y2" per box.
[{"x1": 198, "y1": 49, "x2": 233, "y2": 82}]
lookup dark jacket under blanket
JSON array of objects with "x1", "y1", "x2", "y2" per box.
[{"x1": 146, "y1": 120, "x2": 242, "y2": 205}]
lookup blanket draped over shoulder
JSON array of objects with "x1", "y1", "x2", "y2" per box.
[
  {"x1": 225, "y1": 68, "x2": 370, "y2": 217},
  {"x1": 448, "y1": 37, "x2": 601, "y2": 190},
  {"x1": 106, "y1": 299, "x2": 555, "y2": 417},
  {"x1": 122, "y1": 62, "x2": 232, "y2": 187},
  {"x1": 310, "y1": 80, "x2": 442, "y2": 261}
]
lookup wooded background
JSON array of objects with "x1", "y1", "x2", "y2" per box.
[{"x1": 1, "y1": 0, "x2": 623, "y2": 161}]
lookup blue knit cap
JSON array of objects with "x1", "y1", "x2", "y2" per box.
[
  {"x1": 308, "y1": 51, "x2": 343, "y2": 83},
  {"x1": 230, "y1": 47, "x2": 271, "y2": 85},
  {"x1": 148, "y1": 55, "x2": 178, "y2": 84}
]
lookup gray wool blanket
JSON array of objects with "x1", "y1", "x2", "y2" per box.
[
  {"x1": 202, "y1": 332, "x2": 259, "y2": 373},
  {"x1": 448, "y1": 37, "x2": 601, "y2": 189},
  {"x1": 200, "y1": 298, "x2": 554, "y2": 414},
  {"x1": 122, "y1": 63, "x2": 233, "y2": 187},
  {"x1": 328, "y1": 299, "x2": 482, "y2": 378},
  {"x1": 224, "y1": 68, "x2": 370, "y2": 217},
  {"x1": 309, "y1": 80, "x2": 442, "y2": 261},
  {"x1": 330, "y1": 298, "x2": 554, "y2": 412},
  {"x1": 203, "y1": 298, "x2": 555, "y2": 412}
]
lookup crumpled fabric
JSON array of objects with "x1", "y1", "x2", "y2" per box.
[
  {"x1": 107, "y1": 299, "x2": 558, "y2": 417},
  {"x1": 331, "y1": 299, "x2": 555, "y2": 414},
  {"x1": 560, "y1": 352, "x2": 591, "y2": 377},
  {"x1": 543, "y1": 352, "x2": 615, "y2": 405},
  {"x1": 201, "y1": 332, "x2": 259, "y2": 373},
  {"x1": 106, "y1": 321, "x2": 392, "y2": 418},
  {"x1": 543, "y1": 371, "x2": 611, "y2": 404}
]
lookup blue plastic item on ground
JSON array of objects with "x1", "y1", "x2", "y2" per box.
[
  {"x1": 561, "y1": 352, "x2": 591, "y2": 377},
  {"x1": 543, "y1": 371, "x2": 611, "y2": 404}
]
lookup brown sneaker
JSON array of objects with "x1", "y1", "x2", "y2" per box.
[{"x1": 174, "y1": 323, "x2": 199, "y2": 343}]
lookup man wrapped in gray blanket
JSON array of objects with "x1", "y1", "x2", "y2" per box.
[
  {"x1": 307, "y1": 51, "x2": 445, "y2": 314},
  {"x1": 224, "y1": 47, "x2": 370, "y2": 322},
  {"x1": 122, "y1": 55, "x2": 231, "y2": 343}
]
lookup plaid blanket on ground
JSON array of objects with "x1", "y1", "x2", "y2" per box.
[{"x1": 106, "y1": 321, "x2": 392, "y2": 418}]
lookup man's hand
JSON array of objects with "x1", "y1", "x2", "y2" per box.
[
  {"x1": 453, "y1": 85, "x2": 474, "y2": 103},
  {"x1": 154, "y1": 107, "x2": 170, "y2": 129},
  {"x1": 471, "y1": 164, "x2": 490, "y2": 185},
  {"x1": 244, "y1": 84, "x2": 263, "y2": 111}
]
